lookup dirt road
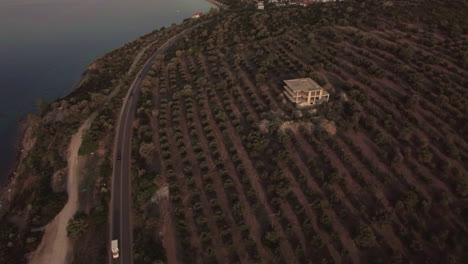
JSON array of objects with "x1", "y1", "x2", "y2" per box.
[{"x1": 29, "y1": 112, "x2": 97, "y2": 264}]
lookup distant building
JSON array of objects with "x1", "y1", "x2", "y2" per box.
[
  {"x1": 300, "y1": 0, "x2": 315, "y2": 7},
  {"x1": 192, "y1": 12, "x2": 202, "y2": 19},
  {"x1": 283, "y1": 78, "x2": 329, "y2": 107},
  {"x1": 257, "y1": 1, "x2": 265, "y2": 10}
]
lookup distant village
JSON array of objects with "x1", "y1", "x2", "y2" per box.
[
  {"x1": 192, "y1": 0, "x2": 338, "y2": 19},
  {"x1": 256, "y1": 0, "x2": 338, "y2": 9}
]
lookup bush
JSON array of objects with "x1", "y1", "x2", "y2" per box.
[
  {"x1": 246, "y1": 131, "x2": 269, "y2": 153},
  {"x1": 67, "y1": 212, "x2": 89, "y2": 239},
  {"x1": 91, "y1": 205, "x2": 108, "y2": 226},
  {"x1": 139, "y1": 142, "x2": 155, "y2": 160},
  {"x1": 79, "y1": 130, "x2": 99, "y2": 156},
  {"x1": 355, "y1": 226, "x2": 377, "y2": 248}
]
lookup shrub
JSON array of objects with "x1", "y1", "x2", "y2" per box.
[
  {"x1": 139, "y1": 142, "x2": 155, "y2": 160},
  {"x1": 355, "y1": 226, "x2": 377, "y2": 248},
  {"x1": 67, "y1": 212, "x2": 89, "y2": 239},
  {"x1": 78, "y1": 130, "x2": 99, "y2": 155}
]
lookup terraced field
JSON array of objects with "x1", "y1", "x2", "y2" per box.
[{"x1": 130, "y1": 1, "x2": 467, "y2": 263}]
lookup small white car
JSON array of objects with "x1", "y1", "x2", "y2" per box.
[{"x1": 111, "y1": 239, "x2": 119, "y2": 259}]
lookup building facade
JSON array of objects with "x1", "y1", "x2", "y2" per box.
[
  {"x1": 257, "y1": 1, "x2": 265, "y2": 9},
  {"x1": 283, "y1": 78, "x2": 329, "y2": 107}
]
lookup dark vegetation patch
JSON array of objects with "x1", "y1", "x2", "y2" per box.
[{"x1": 132, "y1": 0, "x2": 468, "y2": 263}]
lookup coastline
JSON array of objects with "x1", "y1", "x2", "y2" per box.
[
  {"x1": 0, "y1": 0, "x2": 225, "y2": 217},
  {"x1": 70, "y1": 62, "x2": 99, "y2": 92},
  {"x1": 70, "y1": 69, "x2": 90, "y2": 92},
  {"x1": 0, "y1": 117, "x2": 28, "y2": 218},
  {"x1": 0, "y1": 66, "x2": 88, "y2": 189},
  {"x1": 205, "y1": 0, "x2": 228, "y2": 10},
  {"x1": 0, "y1": 60, "x2": 94, "y2": 216}
]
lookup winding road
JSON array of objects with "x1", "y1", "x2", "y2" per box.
[{"x1": 109, "y1": 21, "x2": 209, "y2": 264}]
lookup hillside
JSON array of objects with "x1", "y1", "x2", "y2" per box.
[{"x1": 130, "y1": 0, "x2": 468, "y2": 263}]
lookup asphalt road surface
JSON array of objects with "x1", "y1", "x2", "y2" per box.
[{"x1": 109, "y1": 21, "x2": 210, "y2": 264}]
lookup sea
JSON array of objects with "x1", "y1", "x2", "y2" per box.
[{"x1": 0, "y1": 0, "x2": 214, "y2": 185}]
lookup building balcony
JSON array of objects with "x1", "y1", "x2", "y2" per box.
[
  {"x1": 284, "y1": 91, "x2": 307, "y2": 104},
  {"x1": 283, "y1": 91, "x2": 297, "y2": 103}
]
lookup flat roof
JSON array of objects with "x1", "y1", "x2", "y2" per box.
[{"x1": 284, "y1": 78, "x2": 322, "y2": 91}]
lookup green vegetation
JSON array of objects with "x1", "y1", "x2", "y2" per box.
[
  {"x1": 132, "y1": 0, "x2": 468, "y2": 263},
  {"x1": 354, "y1": 226, "x2": 377, "y2": 249},
  {"x1": 2, "y1": 0, "x2": 468, "y2": 263},
  {"x1": 67, "y1": 212, "x2": 89, "y2": 239},
  {"x1": 78, "y1": 129, "x2": 99, "y2": 155},
  {"x1": 130, "y1": 71, "x2": 167, "y2": 263}
]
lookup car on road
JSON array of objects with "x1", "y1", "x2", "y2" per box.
[
  {"x1": 117, "y1": 153, "x2": 121, "y2": 161},
  {"x1": 111, "y1": 239, "x2": 119, "y2": 259}
]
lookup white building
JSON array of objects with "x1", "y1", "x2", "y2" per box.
[
  {"x1": 257, "y1": 1, "x2": 265, "y2": 10},
  {"x1": 283, "y1": 78, "x2": 330, "y2": 107}
]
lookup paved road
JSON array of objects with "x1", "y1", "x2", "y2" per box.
[{"x1": 109, "y1": 21, "x2": 210, "y2": 264}]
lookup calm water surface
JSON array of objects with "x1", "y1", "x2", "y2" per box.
[{"x1": 0, "y1": 0, "x2": 213, "y2": 185}]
